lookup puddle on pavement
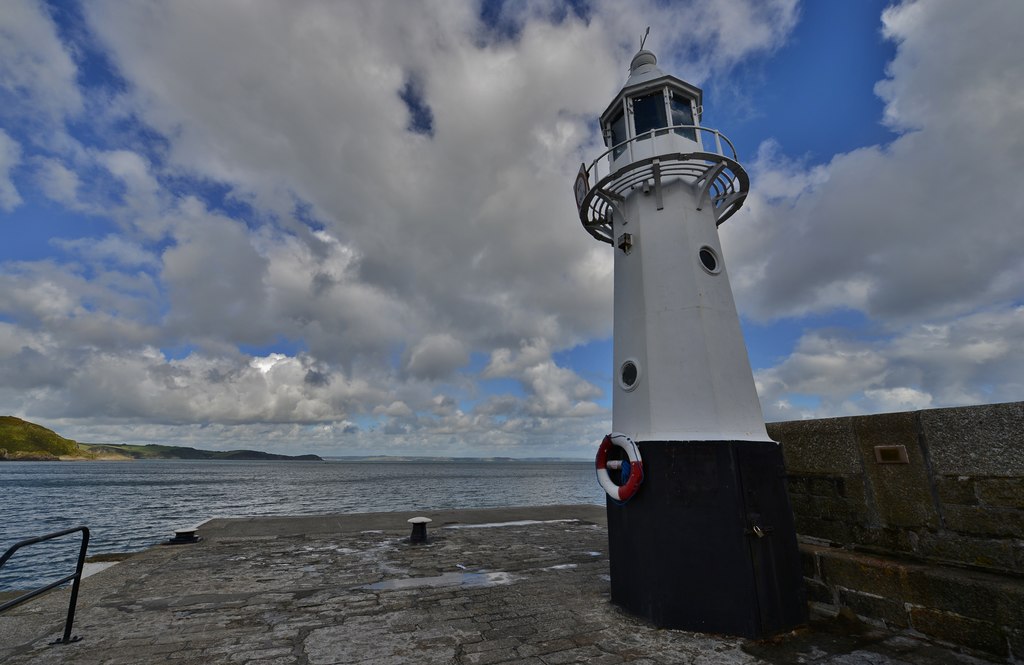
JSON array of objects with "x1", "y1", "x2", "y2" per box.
[
  {"x1": 359, "y1": 571, "x2": 514, "y2": 591},
  {"x1": 442, "y1": 519, "x2": 579, "y2": 530},
  {"x1": 82, "y1": 561, "x2": 118, "y2": 578}
]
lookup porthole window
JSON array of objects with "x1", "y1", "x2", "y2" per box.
[
  {"x1": 699, "y1": 246, "x2": 720, "y2": 274},
  {"x1": 619, "y1": 360, "x2": 640, "y2": 391}
]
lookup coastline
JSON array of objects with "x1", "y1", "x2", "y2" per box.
[
  {"x1": 0, "y1": 453, "x2": 133, "y2": 462},
  {"x1": 0, "y1": 448, "x2": 323, "y2": 462},
  {"x1": 1, "y1": 417, "x2": 322, "y2": 463}
]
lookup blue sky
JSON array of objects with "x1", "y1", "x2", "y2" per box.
[{"x1": 1, "y1": 0, "x2": 1022, "y2": 457}]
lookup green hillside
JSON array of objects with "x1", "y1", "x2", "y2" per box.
[
  {"x1": 0, "y1": 416, "x2": 81, "y2": 458},
  {"x1": 1, "y1": 416, "x2": 323, "y2": 462},
  {"x1": 81, "y1": 443, "x2": 322, "y2": 461}
]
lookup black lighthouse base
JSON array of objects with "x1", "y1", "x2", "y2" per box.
[{"x1": 606, "y1": 440, "x2": 807, "y2": 638}]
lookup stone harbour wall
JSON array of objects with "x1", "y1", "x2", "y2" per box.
[{"x1": 769, "y1": 401, "x2": 1024, "y2": 659}]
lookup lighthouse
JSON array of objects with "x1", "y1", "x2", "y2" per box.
[{"x1": 574, "y1": 48, "x2": 806, "y2": 637}]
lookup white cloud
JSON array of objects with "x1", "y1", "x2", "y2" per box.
[
  {"x1": 10, "y1": 1, "x2": 1020, "y2": 454},
  {"x1": 404, "y1": 334, "x2": 469, "y2": 379},
  {"x1": 758, "y1": 307, "x2": 1024, "y2": 421},
  {"x1": 725, "y1": 0, "x2": 1024, "y2": 324},
  {"x1": 75, "y1": 0, "x2": 798, "y2": 359},
  {"x1": 592, "y1": 0, "x2": 798, "y2": 81},
  {"x1": 862, "y1": 387, "x2": 932, "y2": 413},
  {"x1": 0, "y1": 0, "x2": 82, "y2": 123},
  {"x1": 99, "y1": 150, "x2": 161, "y2": 202},
  {"x1": 483, "y1": 339, "x2": 604, "y2": 419},
  {"x1": 35, "y1": 157, "x2": 79, "y2": 207},
  {"x1": 0, "y1": 337, "x2": 379, "y2": 426},
  {"x1": 0, "y1": 130, "x2": 22, "y2": 210},
  {"x1": 717, "y1": 0, "x2": 1024, "y2": 425},
  {"x1": 53, "y1": 234, "x2": 159, "y2": 269},
  {"x1": 161, "y1": 209, "x2": 273, "y2": 345},
  {"x1": 522, "y1": 360, "x2": 603, "y2": 416},
  {"x1": 0, "y1": 260, "x2": 159, "y2": 349},
  {"x1": 484, "y1": 338, "x2": 555, "y2": 378},
  {"x1": 375, "y1": 400, "x2": 414, "y2": 419},
  {"x1": 876, "y1": 0, "x2": 1024, "y2": 135}
]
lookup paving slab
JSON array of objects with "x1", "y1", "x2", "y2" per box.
[{"x1": 0, "y1": 505, "x2": 1002, "y2": 664}]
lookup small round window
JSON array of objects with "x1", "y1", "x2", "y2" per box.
[
  {"x1": 699, "y1": 246, "x2": 720, "y2": 274},
  {"x1": 619, "y1": 360, "x2": 640, "y2": 391}
]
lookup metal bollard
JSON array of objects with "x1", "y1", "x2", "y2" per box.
[{"x1": 407, "y1": 517, "x2": 432, "y2": 544}]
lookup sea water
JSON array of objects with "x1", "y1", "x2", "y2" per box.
[{"x1": 0, "y1": 459, "x2": 603, "y2": 591}]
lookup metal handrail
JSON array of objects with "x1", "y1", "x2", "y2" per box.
[
  {"x1": 0, "y1": 526, "x2": 90, "y2": 645},
  {"x1": 585, "y1": 124, "x2": 740, "y2": 184},
  {"x1": 576, "y1": 125, "x2": 750, "y2": 244}
]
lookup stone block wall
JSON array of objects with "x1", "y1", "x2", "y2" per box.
[{"x1": 768, "y1": 401, "x2": 1024, "y2": 659}]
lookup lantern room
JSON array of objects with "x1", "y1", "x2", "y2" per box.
[{"x1": 601, "y1": 50, "x2": 703, "y2": 168}]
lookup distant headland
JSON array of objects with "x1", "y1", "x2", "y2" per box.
[{"x1": 0, "y1": 415, "x2": 322, "y2": 462}]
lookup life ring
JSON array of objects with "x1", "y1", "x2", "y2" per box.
[{"x1": 595, "y1": 432, "x2": 643, "y2": 501}]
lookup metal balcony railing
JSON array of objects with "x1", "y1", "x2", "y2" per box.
[
  {"x1": 574, "y1": 125, "x2": 749, "y2": 244},
  {"x1": 586, "y1": 125, "x2": 740, "y2": 185},
  {"x1": 0, "y1": 526, "x2": 90, "y2": 645}
]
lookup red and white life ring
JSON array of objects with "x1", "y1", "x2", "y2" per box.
[{"x1": 595, "y1": 432, "x2": 643, "y2": 501}]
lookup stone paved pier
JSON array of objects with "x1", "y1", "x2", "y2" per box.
[{"x1": 0, "y1": 506, "x2": 1001, "y2": 664}]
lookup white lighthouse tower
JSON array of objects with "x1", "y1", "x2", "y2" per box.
[{"x1": 574, "y1": 48, "x2": 805, "y2": 637}]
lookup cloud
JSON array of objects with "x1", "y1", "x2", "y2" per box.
[
  {"x1": 757, "y1": 307, "x2": 1024, "y2": 421},
  {"x1": 14, "y1": 1, "x2": 1018, "y2": 454},
  {"x1": 53, "y1": 234, "x2": 159, "y2": 269},
  {"x1": 0, "y1": 259, "x2": 160, "y2": 349},
  {"x1": 403, "y1": 334, "x2": 469, "y2": 380},
  {"x1": 35, "y1": 157, "x2": 79, "y2": 207},
  {"x1": 161, "y1": 209, "x2": 273, "y2": 345},
  {"x1": 76, "y1": 0, "x2": 798, "y2": 356},
  {"x1": 876, "y1": 0, "x2": 1024, "y2": 135},
  {"x1": 591, "y1": 0, "x2": 798, "y2": 81},
  {"x1": 484, "y1": 339, "x2": 604, "y2": 418},
  {"x1": 484, "y1": 338, "x2": 555, "y2": 378},
  {"x1": 0, "y1": 0, "x2": 82, "y2": 124},
  {"x1": 725, "y1": 0, "x2": 1024, "y2": 324},
  {"x1": 709, "y1": 0, "x2": 1024, "y2": 425},
  {"x1": 0, "y1": 338, "x2": 381, "y2": 426},
  {"x1": 0, "y1": 130, "x2": 22, "y2": 210}
]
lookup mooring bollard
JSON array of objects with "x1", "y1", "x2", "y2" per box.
[
  {"x1": 167, "y1": 525, "x2": 201, "y2": 544},
  {"x1": 407, "y1": 516, "x2": 432, "y2": 544}
]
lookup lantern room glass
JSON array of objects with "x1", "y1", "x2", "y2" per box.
[
  {"x1": 670, "y1": 95, "x2": 697, "y2": 141},
  {"x1": 609, "y1": 107, "x2": 628, "y2": 159},
  {"x1": 632, "y1": 90, "x2": 667, "y2": 139}
]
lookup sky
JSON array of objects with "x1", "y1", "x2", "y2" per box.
[{"x1": 1, "y1": 0, "x2": 1022, "y2": 458}]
